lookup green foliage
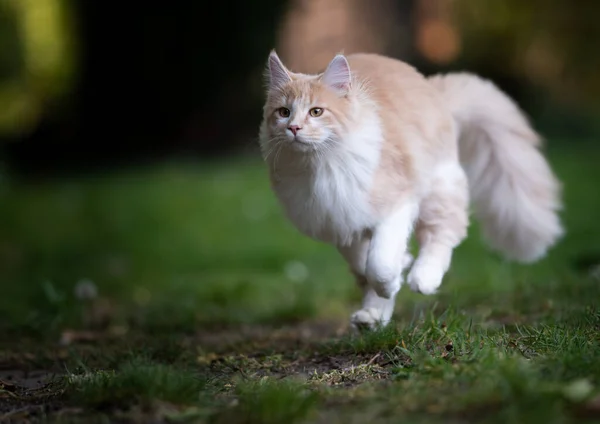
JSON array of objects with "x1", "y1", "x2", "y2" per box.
[
  {"x1": 455, "y1": 0, "x2": 600, "y2": 111},
  {"x1": 0, "y1": 0, "x2": 76, "y2": 136}
]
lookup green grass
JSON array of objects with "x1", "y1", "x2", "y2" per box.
[
  {"x1": 211, "y1": 378, "x2": 320, "y2": 424},
  {"x1": 0, "y1": 142, "x2": 599, "y2": 423},
  {"x1": 67, "y1": 357, "x2": 207, "y2": 408}
]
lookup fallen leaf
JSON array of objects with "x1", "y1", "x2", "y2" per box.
[
  {"x1": 0, "y1": 379, "x2": 16, "y2": 391},
  {"x1": 59, "y1": 330, "x2": 101, "y2": 346},
  {"x1": 197, "y1": 352, "x2": 219, "y2": 365}
]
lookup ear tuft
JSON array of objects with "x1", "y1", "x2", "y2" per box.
[
  {"x1": 267, "y1": 50, "x2": 292, "y2": 92},
  {"x1": 321, "y1": 55, "x2": 351, "y2": 95}
]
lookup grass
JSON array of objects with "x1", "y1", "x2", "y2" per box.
[
  {"x1": 67, "y1": 358, "x2": 207, "y2": 408},
  {"x1": 211, "y1": 378, "x2": 320, "y2": 424},
  {"x1": 0, "y1": 141, "x2": 600, "y2": 423}
]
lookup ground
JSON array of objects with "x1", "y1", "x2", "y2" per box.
[{"x1": 0, "y1": 141, "x2": 600, "y2": 423}]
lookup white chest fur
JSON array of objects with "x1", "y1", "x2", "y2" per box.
[{"x1": 272, "y1": 131, "x2": 382, "y2": 246}]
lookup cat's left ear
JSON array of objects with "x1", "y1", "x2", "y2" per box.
[{"x1": 322, "y1": 54, "x2": 351, "y2": 96}]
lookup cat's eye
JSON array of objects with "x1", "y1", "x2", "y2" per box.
[
  {"x1": 309, "y1": 107, "x2": 324, "y2": 117},
  {"x1": 278, "y1": 107, "x2": 290, "y2": 118}
]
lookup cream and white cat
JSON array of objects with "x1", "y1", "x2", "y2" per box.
[{"x1": 258, "y1": 51, "x2": 563, "y2": 330}]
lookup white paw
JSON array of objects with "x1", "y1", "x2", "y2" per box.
[
  {"x1": 350, "y1": 307, "x2": 389, "y2": 331},
  {"x1": 370, "y1": 275, "x2": 401, "y2": 299},
  {"x1": 407, "y1": 262, "x2": 444, "y2": 295},
  {"x1": 401, "y1": 252, "x2": 414, "y2": 271}
]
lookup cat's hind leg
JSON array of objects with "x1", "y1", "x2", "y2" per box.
[{"x1": 408, "y1": 163, "x2": 469, "y2": 294}]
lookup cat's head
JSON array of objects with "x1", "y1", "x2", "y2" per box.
[{"x1": 259, "y1": 51, "x2": 354, "y2": 154}]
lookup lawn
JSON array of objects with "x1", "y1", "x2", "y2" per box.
[{"x1": 0, "y1": 141, "x2": 599, "y2": 423}]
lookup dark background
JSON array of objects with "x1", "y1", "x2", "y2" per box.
[
  {"x1": 1, "y1": 1, "x2": 290, "y2": 176},
  {"x1": 1, "y1": 0, "x2": 599, "y2": 177}
]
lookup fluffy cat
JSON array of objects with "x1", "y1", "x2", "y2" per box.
[{"x1": 258, "y1": 51, "x2": 563, "y2": 330}]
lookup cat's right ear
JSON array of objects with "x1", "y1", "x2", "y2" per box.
[{"x1": 266, "y1": 50, "x2": 292, "y2": 92}]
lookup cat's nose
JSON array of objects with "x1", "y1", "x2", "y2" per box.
[{"x1": 288, "y1": 125, "x2": 301, "y2": 136}]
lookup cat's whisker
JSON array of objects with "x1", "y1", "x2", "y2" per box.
[
  {"x1": 272, "y1": 140, "x2": 286, "y2": 179},
  {"x1": 262, "y1": 138, "x2": 284, "y2": 163}
]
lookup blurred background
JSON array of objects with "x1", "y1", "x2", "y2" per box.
[
  {"x1": 0, "y1": 0, "x2": 599, "y2": 338},
  {"x1": 1, "y1": 0, "x2": 600, "y2": 176}
]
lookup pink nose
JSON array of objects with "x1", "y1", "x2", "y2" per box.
[{"x1": 288, "y1": 125, "x2": 301, "y2": 136}]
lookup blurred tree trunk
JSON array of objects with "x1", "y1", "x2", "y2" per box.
[{"x1": 276, "y1": 0, "x2": 416, "y2": 73}]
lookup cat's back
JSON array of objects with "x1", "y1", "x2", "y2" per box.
[
  {"x1": 346, "y1": 53, "x2": 443, "y2": 114},
  {"x1": 347, "y1": 53, "x2": 454, "y2": 153},
  {"x1": 345, "y1": 53, "x2": 457, "y2": 204},
  {"x1": 347, "y1": 53, "x2": 426, "y2": 88}
]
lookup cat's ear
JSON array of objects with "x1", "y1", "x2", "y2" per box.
[
  {"x1": 322, "y1": 54, "x2": 351, "y2": 95},
  {"x1": 267, "y1": 50, "x2": 292, "y2": 92}
]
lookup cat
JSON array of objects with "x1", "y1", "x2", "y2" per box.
[{"x1": 258, "y1": 50, "x2": 563, "y2": 330}]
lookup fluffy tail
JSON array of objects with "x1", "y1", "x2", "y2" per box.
[{"x1": 428, "y1": 72, "x2": 563, "y2": 263}]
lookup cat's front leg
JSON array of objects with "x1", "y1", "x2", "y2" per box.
[
  {"x1": 339, "y1": 235, "x2": 415, "y2": 330},
  {"x1": 339, "y1": 237, "x2": 395, "y2": 330},
  {"x1": 366, "y1": 202, "x2": 417, "y2": 299},
  {"x1": 339, "y1": 233, "x2": 415, "y2": 330}
]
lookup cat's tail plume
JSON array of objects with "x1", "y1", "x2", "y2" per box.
[{"x1": 428, "y1": 72, "x2": 563, "y2": 263}]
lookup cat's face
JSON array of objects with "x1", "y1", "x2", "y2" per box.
[{"x1": 260, "y1": 52, "x2": 352, "y2": 153}]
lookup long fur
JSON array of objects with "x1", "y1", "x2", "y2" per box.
[
  {"x1": 428, "y1": 73, "x2": 564, "y2": 262},
  {"x1": 259, "y1": 51, "x2": 564, "y2": 329}
]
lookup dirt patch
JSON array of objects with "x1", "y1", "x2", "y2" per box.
[
  {"x1": 0, "y1": 319, "x2": 397, "y2": 421},
  {"x1": 194, "y1": 319, "x2": 347, "y2": 352},
  {"x1": 194, "y1": 320, "x2": 396, "y2": 388},
  {"x1": 0, "y1": 367, "x2": 66, "y2": 422}
]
